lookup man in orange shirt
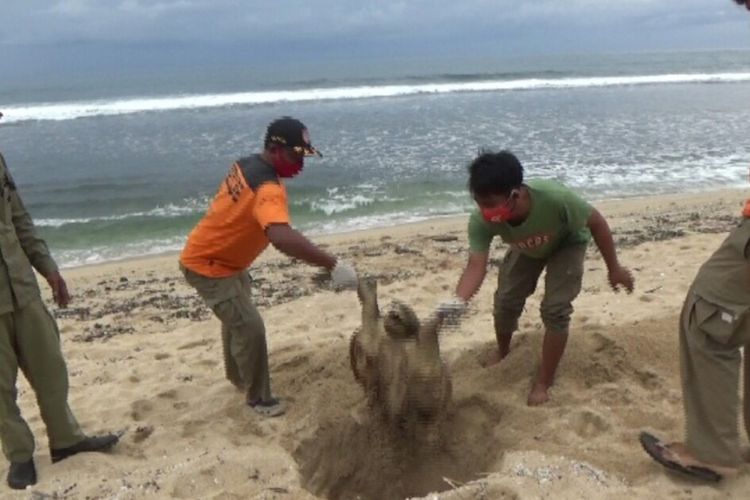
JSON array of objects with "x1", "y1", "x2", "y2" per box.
[{"x1": 180, "y1": 117, "x2": 358, "y2": 417}]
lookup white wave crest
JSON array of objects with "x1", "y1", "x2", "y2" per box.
[
  {"x1": 35, "y1": 200, "x2": 207, "y2": 227},
  {"x1": 5, "y1": 72, "x2": 750, "y2": 123}
]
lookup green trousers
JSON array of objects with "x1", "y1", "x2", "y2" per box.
[
  {"x1": 680, "y1": 290, "x2": 750, "y2": 467},
  {"x1": 180, "y1": 265, "x2": 272, "y2": 402},
  {"x1": 0, "y1": 298, "x2": 85, "y2": 463}
]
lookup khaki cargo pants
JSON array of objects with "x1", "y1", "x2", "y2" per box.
[
  {"x1": 494, "y1": 244, "x2": 587, "y2": 338},
  {"x1": 680, "y1": 289, "x2": 750, "y2": 467},
  {"x1": 0, "y1": 298, "x2": 85, "y2": 463},
  {"x1": 180, "y1": 265, "x2": 271, "y2": 403}
]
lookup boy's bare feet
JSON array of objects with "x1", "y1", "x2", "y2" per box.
[{"x1": 527, "y1": 382, "x2": 550, "y2": 406}]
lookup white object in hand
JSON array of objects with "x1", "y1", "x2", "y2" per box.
[{"x1": 331, "y1": 260, "x2": 358, "y2": 289}]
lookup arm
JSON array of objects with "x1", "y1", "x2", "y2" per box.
[
  {"x1": 5, "y1": 161, "x2": 70, "y2": 306},
  {"x1": 266, "y1": 223, "x2": 337, "y2": 270},
  {"x1": 587, "y1": 208, "x2": 634, "y2": 292},
  {"x1": 433, "y1": 251, "x2": 488, "y2": 324},
  {"x1": 5, "y1": 164, "x2": 57, "y2": 277},
  {"x1": 455, "y1": 251, "x2": 489, "y2": 302},
  {"x1": 587, "y1": 208, "x2": 619, "y2": 270}
]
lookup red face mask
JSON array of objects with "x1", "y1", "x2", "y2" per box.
[
  {"x1": 481, "y1": 204, "x2": 513, "y2": 223},
  {"x1": 271, "y1": 150, "x2": 304, "y2": 178},
  {"x1": 480, "y1": 192, "x2": 517, "y2": 223}
]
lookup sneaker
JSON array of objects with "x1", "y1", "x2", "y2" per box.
[
  {"x1": 51, "y1": 434, "x2": 119, "y2": 463},
  {"x1": 7, "y1": 459, "x2": 36, "y2": 490},
  {"x1": 248, "y1": 397, "x2": 285, "y2": 417}
]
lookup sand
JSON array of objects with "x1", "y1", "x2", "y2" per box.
[{"x1": 7, "y1": 188, "x2": 750, "y2": 499}]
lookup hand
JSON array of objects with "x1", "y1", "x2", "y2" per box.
[
  {"x1": 45, "y1": 271, "x2": 71, "y2": 308},
  {"x1": 331, "y1": 260, "x2": 358, "y2": 290},
  {"x1": 435, "y1": 296, "x2": 467, "y2": 321},
  {"x1": 608, "y1": 265, "x2": 634, "y2": 293}
]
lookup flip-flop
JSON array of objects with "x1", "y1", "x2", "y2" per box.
[{"x1": 639, "y1": 432, "x2": 722, "y2": 482}]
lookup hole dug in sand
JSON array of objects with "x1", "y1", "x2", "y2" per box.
[
  {"x1": 293, "y1": 278, "x2": 502, "y2": 499},
  {"x1": 293, "y1": 396, "x2": 501, "y2": 500}
]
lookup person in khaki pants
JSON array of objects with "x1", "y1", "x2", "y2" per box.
[
  {"x1": 437, "y1": 150, "x2": 633, "y2": 406},
  {"x1": 180, "y1": 117, "x2": 358, "y2": 418},
  {"x1": 640, "y1": 205, "x2": 750, "y2": 481},
  {"x1": 0, "y1": 113, "x2": 118, "y2": 491},
  {"x1": 638, "y1": 0, "x2": 750, "y2": 482}
]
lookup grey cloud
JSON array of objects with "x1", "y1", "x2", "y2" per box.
[{"x1": 1, "y1": 0, "x2": 748, "y2": 49}]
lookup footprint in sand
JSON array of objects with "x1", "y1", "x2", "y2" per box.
[
  {"x1": 180, "y1": 418, "x2": 209, "y2": 439},
  {"x1": 130, "y1": 399, "x2": 154, "y2": 421},
  {"x1": 157, "y1": 389, "x2": 179, "y2": 399},
  {"x1": 595, "y1": 384, "x2": 634, "y2": 407},
  {"x1": 634, "y1": 368, "x2": 662, "y2": 390},
  {"x1": 570, "y1": 409, "x2": 611, "y2": 438}
]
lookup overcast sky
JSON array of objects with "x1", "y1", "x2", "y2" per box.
[{"x1": 2, "y1": 1, "x2": 750, "y2": 75}]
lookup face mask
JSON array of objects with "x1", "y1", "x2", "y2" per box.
[
  {"x1": 481, "y1": 204, "x2": 513, "y2": 223},
  {"x1": 480, "y1": 191, "x2": 517, "y2": 223},
  {"x1": 272, "y1": 150, "x2": 304, "y2": 178}
]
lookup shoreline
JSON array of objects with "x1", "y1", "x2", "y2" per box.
[{"x1": 59, "y1": 186, "x2": 748, "y2": 276}]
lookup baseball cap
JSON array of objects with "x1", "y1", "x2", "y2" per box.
[{"x1": 264, "y1": 116, "x2": 322, "y2": 157}]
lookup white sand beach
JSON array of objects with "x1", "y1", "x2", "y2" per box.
[{"x1": 8, "y1": 188, "x2": 750, "y2": 499}]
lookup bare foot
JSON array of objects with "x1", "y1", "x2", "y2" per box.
[
  {"x1": 481, "y1": 348, "x2": 509, "y2": 367},
  {"x1": 527, "y1": 383, "x2": 550, "y2": 406}
]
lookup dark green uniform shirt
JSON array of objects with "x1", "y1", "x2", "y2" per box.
[{"x1": 0, "y1": 153, "x2": 58, "y2": 314}]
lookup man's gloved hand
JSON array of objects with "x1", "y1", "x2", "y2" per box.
[
  {"x1": 435, "y1": 296, "x2": 467, "y2": 321},
  {"x1": 331, "y1": 260, "x2": 358, "y2": 289}
]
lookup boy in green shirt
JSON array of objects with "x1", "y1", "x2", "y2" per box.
[{"x1": 441, "y1": 150, "x2": 634, "y2": 405}]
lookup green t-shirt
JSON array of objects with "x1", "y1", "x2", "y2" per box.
[{"x1": 468, "y1": 179, "x2": 593, "y2": 259}]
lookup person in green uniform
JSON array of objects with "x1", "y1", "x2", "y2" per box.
[
  {"x1": 0, "y1": 112, "x2": 119, "y2": 490},
  {"x1": 438, "y1": 150, "x2": 634, "y2": 406},
  {"x1": 639, "y1": 198, "x2": 750, "y2": 482}
]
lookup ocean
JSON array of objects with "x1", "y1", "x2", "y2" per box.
[{"x1": 2, "y1": 49, "x2": 750, "y2": 268}]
